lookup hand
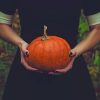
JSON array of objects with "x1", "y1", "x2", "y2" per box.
[
  {"x1": 19, "y1": 41, "x2": 41, "y2": 72},
  {"x1": 48, "y1": 50, "x2": 77, "y2": 75}
]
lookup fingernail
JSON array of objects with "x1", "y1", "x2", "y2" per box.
[
  {"x1": 25, "y1": 52, "x2": 29, "y2": 57},
  {"x1": 69, "y1": 52, "x2": 74, "y2": 57},
  {"x1": 69, "y1": 51, "x2": 76, "y2": 57}
]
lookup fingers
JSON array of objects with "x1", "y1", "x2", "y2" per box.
[
  {"x1": 56, "y1": 64, "x2": 72, "y2": 73},
  {"x1": 21, "y1": 52, "x2": 43, "y2": 73},
  {"x1": 22, "y1": 48, "x2": 29, "y2": 57},
  {"x1": 48, "y1": 62, "x2": 73, "y2": 75},
  {"x1": 21, "y1": 46, "x2": 77, "y2": 74},
  {"x1": 21, "y1": 52, "x2": 37, "y2": 70},
  {"x1": 19, "y1": 42, "x2": 41, "y2": 72},
  {"x1": 48, "y1": 71, "x2": 62, "y2": 75},
  {"x1": 69, "y1": 50, "x2": 77, "y2": 57},
  {"x1": 48, "y1": 66, "x2": 72, "y2": 75},
  {"x1": 54, "y1": 51, "x2": 77, "y2": 74},
  {"x1": 48, "y1": 50, "x2": 77, "y2": 75}
]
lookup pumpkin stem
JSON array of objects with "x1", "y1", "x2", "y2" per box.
[{"x1": 41, "y1": 25, "x2": 49, "y2": 41}]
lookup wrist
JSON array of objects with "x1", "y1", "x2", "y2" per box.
[{"x1": 17, "y1": 40, "x2": 26, "y2": 50}]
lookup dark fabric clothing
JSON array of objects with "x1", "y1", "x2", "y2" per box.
[
  {"x1": 0, "y1": 0, "x2": 99, "y2": 100},
  {"x1": 3, "y1": 52, "x2": 97, "y2": 100}
]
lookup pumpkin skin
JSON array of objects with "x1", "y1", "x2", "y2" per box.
[{"x1": 25, "y1": 36, "x2": 71, "y2": 71}]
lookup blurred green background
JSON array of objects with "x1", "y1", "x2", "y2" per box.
[{"x1": 0, "y1": 10, "x2": 100, "y2": 100}]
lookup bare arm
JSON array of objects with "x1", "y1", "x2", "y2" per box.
[
  {"x1": 72, "y1": 24, "x2": 100, "y2": 56},
  {"x1": 55, "y1": 24, "x2": 100, "y2": 74},
  {"x1": 0, "y1": 23, "x2": 39, "y2": 71},
  {"x1": 0, "y1": 23, "x2": 25, "y2": 49}
]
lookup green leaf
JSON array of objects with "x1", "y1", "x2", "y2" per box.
[{"x1": 93, "y1": 51, "x2": 100, "y2": 66}]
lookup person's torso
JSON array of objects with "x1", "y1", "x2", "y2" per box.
[{"x1": 17, "y1": 0, "x2": 83, "y2": 47}]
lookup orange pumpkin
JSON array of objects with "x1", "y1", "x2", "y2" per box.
[{"x1": 25, "y1": 26, "x2": 71, "y2": 71}]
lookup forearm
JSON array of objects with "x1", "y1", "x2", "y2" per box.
[
  {"x1": 0, "y1": 24, "x2": 25, "y2": 48},
  {"x1": 73, "y1": 25, "x2": 100, "y2": 56}
]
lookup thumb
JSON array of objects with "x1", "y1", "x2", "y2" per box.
[
  {"x1": 21, "y1": 47, "x2": 29, "y2": 57},
  {"x1": 24, "y1": 50, "x2": 29, "y2": 57},
  {"x1": 69, "y1": 50, "x2": 77, "y2": 57}
]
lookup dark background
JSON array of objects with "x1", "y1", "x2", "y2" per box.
[{"x1": 0, "y1": 10, "x2": 100, "y2": 100}]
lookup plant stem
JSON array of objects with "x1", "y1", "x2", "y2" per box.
[{"x1": 41, "y1": 25, "x2": 49, "y2": 41}]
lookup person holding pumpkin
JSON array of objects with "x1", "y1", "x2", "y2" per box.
[{"x1": 0, "y1": 0, "x2": 100, "y2": 100}]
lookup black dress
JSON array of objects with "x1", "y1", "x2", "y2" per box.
[{"x1": 0, "y1": 0, "x2": 100, "y2": 100}]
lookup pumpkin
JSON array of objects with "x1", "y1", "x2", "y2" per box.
[{"x1": 25, "y1": 25, "x2": 71, "y2": 71}]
